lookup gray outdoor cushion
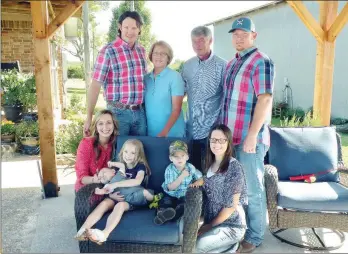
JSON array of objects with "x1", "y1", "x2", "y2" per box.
[
  {"x1": 277, "y1": 181, "x2": 348, "y2": 212},
  {"x1": 268, "y1": 127, "x2": 339, "y2": 182},
  {"x1": 95, "y1": 209, "x2": 182, "y2": 245}
]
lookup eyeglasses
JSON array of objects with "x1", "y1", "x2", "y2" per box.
[
  {"x1": 209, "y1": 138, "x2": 228, "y2": 144},
  {"x1": 152, "y1": 52, "x2": 167, "y2": 57}
]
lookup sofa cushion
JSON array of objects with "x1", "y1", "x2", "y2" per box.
[
  {"x1": 277, "y1": 181, "x2": 348, "y2": 212},
  {"x1": 115, "y1": 136, "x2": 192, "y2": 194},
  {"x1": 268, "y1": 127, "x2": 339, "y2": 182},
  {"x1": 94, "y1": 209, "x2": 182, "y2": 245}
]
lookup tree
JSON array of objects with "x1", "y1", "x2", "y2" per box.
[
  {"x1": 108, "y1": 1, "x2": 156, "y2": 53},
  {"x1": 63, "y1": 1, "x2": 109, "y2": 62},
  {"x1": 169, "y1": 59, "x2": 185, "y2": 73}
]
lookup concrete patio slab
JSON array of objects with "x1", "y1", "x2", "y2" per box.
[{"x1": 1, "y1": 159, "x2": 347, "y2": 253}]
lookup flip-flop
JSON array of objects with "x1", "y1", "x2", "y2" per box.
[
  {"x1": 87, "y1": 228, "x2": 107, "y2": 245},
  {"x1": 74, "y1": 227, "x2": 88, "y2": 241},
  {"x1": 154, "y1": 207, "x2": 176, "y2": 225}
]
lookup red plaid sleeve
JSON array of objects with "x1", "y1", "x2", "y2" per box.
[
  {"x1": 252, "y1": 57, "x2": 275, "y2": 96},
  {"x1": 93, "y1": 46, "x2": 111, "y2": 83}
]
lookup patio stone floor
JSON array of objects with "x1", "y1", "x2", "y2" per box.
[{"x1": 1, "y1": 159, "x2": 347, "y2": 253}]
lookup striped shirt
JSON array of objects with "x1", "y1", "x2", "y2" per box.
[
  {"x1": 221, "y1": 46, "x2": 275, "y2": 146},
  {"x1": 92, "y1": 37, "x2": 147, "y2": 105},
  {"x1": 182, "y1": 53, "x2": 227, "y2": 140}
]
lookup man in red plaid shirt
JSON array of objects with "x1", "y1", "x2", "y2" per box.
[{"x1": 84, "y1": 11, "x2": 147, "y2": 137}]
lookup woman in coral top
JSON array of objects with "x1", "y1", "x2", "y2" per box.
[{"x1": 75, "y1": 109, "x2": 119, "y2": 193}]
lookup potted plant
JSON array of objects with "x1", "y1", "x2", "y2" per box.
[
  {"x1": 1, "y1": 120, "x2": 16, "y2": 143},
  {"x1": 19, "y1": 73, "x2": 38, "y2": 121},
  {"x1": 15, "y1": 120, "x2": 40, "y2": 155},
  {"x1": 0, "y1": 70, "x2": 25, "y2": 122}
]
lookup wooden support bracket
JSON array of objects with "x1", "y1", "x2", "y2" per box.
[
  {"x1": 286, "y1": 1, "x2": 325, "y2": 43},
  {"x1": 47, "y1": 0, "x2": 84, "y2": 38},
  {"x1": 328, "y1": 2, "x2": 348, "y2": 42}
]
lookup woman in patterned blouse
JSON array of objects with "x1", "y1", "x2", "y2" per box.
[{"x1": 190, "y1": 124, "x2": 248, "y2": 253}]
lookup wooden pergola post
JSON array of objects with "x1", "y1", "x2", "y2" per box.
[
  {"x1": 287, "y1": 1, "x2": 348, "y2": 126},
  {"x1": 30, "y1": 0, "x2": 84, "y2": 197}
]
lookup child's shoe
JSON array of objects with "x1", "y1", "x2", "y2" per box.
[
  {"x1": 154, "y1": 207, "x2": 176, "y2": 225},
  {"x1": 149, "y1": 193, "x2": 163, "y2": 209}
]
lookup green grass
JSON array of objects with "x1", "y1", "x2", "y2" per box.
[
  {"x1": 271, "y1": 117, "x2": 281, "y2": 127},
  {"x1": 339, "y1": 132, "x2": 348, "y2": 166}
]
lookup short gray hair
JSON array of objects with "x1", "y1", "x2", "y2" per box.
[{"x1": 191, "y1": 26, "x2": 212, "y2": 39}]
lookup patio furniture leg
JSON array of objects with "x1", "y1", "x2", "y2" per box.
[{"x1": 270, "y1": 228, "x2": 345, "y2": 251}]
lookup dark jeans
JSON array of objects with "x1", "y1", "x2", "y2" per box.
[
  {"x1": 191, "y1": 138, "x2": 208, "y2": 171},
  {"x1": 107, "y1": 103, "x2": 147, "y2": 136},
  {"x1": 157, "y1": 193, "x2": 185, "y2": 221}
]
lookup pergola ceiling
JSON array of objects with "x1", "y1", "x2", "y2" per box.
[{"x1": 1, "y1": 0, "x2": 82, "y2": 21}]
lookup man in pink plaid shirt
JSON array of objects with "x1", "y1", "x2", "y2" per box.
[
  {"x1": 220, "y1": 17, "x2": 275, "y2": 253},
  {"x1": 84, "y1": 11, "x2": 147, "y2": 137}
]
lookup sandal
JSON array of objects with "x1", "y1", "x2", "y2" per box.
[
  {"x1": 74, "y1": 227, "x2": 88, "y2": 241},
  {"x1": 87, "y1": 228, "x2": 107, "y2": 245}
]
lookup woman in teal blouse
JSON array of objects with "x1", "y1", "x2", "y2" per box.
[{"x1": 144, "y1": 41, "x2": 185, "y2": 137}]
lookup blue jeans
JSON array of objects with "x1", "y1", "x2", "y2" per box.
[
  {"x1": 109, "y1": 171, "x2": 147, "y2": 206},
  {"x1": 234, "y1": 144, "x2": 268, "y2": 247},
  {"x1": 195, "y1": 226, "x2": 245, "y2": 253},
  {"x1": 107, "y1": 105, "x2": 147, "y2": 136}
]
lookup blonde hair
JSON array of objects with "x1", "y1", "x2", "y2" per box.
[
  {"x1": 90, "y1": 109, "x2": 119, "y2": 160},
  {"x1": 148, "y1": 40, "x2": 174, "y2": 65},
  {"x1": 118, "y1": 139, "x2": 151, "y2": 176}
]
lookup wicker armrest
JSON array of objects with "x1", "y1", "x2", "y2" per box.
[
  {"x1": 338, "y1": 167, "x2": 348, "y2": 187},
  {"x1": 74, "y1": 183, "x2": 103, "y2": 230},
  {"x1": 264, "y1": 164, "x2": 279, "y2": 229},
  {"x1": 183, "y1": 187, "x2": 203, "y2": 253}
]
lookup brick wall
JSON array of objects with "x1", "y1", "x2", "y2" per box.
[
  {"x1": 1, "y1": 20, "x2": 34, "y2": 73},
  {"x1": 1, "y1": 19, "x2": 65, "y2": 118}
]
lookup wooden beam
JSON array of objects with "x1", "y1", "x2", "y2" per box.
[
  {"x1": 313, "y1": 1, "x2": 338, "y2": 126},
  {"x1": 30, "y1": 1, "x2": 47, "y2": 38},
  {"x1": 48, "y1": 1, "x2": 56, "y2": 19},
  {"x1": 30, "y1": 0, "x2": 59, "y2": 197},
  {"x1": 47, "y1": 0, "x2": 84, "y2": 38},
  {"x1": 328, "y1": 3, "x2": 348, "y2": 42},
  {"x1": 286, "y1": 1, "x2": 325, "y2": 43}
]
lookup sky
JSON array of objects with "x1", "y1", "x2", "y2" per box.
[{"x1": 67, "y1": 1, "x2": 273, "y2": 62}]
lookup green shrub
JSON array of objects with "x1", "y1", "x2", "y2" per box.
[
  {"x1": 282, "y1": 107, "x2": 306, "y2": 121},
  {"x1": 331, "y1": 117, "x2": 348, "y2": 125},
  {"x1": 1, "y1": 120, "x2": 16, "y2": 135},
  {"x1": 19, "y1": 73, "x2": 37, "y2": 112},
  {"x1": 0, "y1": 70, "x2": 25, "y2": 106},
  {"x1": 15, "y1": 120, "x2": 39, "y2": 138},
  {"x1": 55, "y1": 118, "x2": 84, "y2": 155},
  {"x1": 280, "y1": 111, "x2": 322, "y2": 127},
  {"x1": 67, "y1": 65, "x2": 84, "y2": 79},
  {"x1": 64, "y1": 93, "x2": 86, "y2": 119}
]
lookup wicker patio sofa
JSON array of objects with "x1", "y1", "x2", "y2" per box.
[
  {"x1": 264, "y1": 126, "x2": 348, "y2": 250},
  {"x1": 74, "y1": 135, "x2": 203, "y2": 253}
]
